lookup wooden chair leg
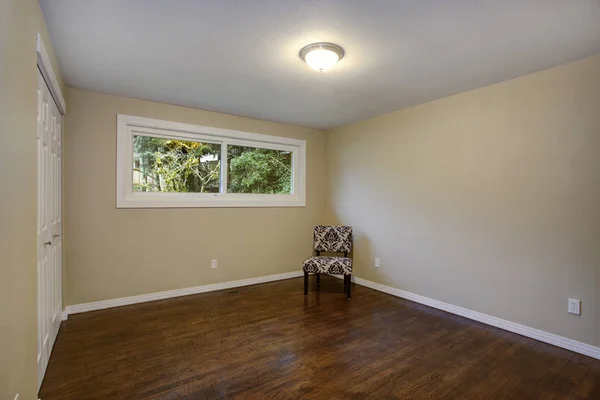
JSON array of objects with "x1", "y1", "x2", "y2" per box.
[
  {"x1": 304, "y1": 271, "x2": 308, "y2": 295},
  {"x1": 343, "y1": 274, "x2": 348, "y2": 288},
  {"x1": 347, "y1": 274, "x2": 352, "y2": 299},
  {"x1": 316, "y1": 273, "x2": 320, "y2": 285}
]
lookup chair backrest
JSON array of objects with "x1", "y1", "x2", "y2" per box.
[{"x1": 313, "y1": 225, "x2": 353, "y2": 254}]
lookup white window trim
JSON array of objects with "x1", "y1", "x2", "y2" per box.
[{"x1": 116, "y1": 114, "x2": 306, "y2": 208}]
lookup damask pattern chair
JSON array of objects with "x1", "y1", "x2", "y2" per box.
[{"x1": 303, "y1": 225, "x2": 353, "y2": 299}]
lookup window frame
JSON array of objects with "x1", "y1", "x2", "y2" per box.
[{"x1": 116, "y1": 114, "x2": 306, "y2": 208}]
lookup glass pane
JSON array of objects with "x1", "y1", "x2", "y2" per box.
[
  {"x1": 133, "y1": 135, "x2": 221, "y2": 193},
  {"x1": 227, "y1": 145, "x2": 292, "y2": 194}
]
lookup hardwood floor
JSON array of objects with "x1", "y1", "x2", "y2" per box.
[{"x1": 40, "y1": 276, "x2": 600, "y2": 400}]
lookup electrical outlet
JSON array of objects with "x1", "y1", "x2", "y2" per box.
[
  {"x1": 568, "y1": 298, "x2": 581, "y2": 315},
  {"x1": 211, "y1": 259, "x2": 217, "y2": 269},
  {"x1": 375, "y1": 258, "x2": 380, "y2": 268}
]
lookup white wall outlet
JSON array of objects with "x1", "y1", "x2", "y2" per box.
[
  {"x1": 568, "y1": 298, "x2": 581, "y2": 315},
  {"x1": 375, "y1": 258, "x2": 380, "y2": 268},
  {"x1": 211, "y1": 259, "x2": 217, "y2": 269}
]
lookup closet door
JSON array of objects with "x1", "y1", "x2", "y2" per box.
[{"x1": 37, "y1": 69, "x2": 63, "y2": 388}]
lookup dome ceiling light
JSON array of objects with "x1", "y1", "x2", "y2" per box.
[{"x1": 299, "y1": 42, "x2": 345, "y2": 72}]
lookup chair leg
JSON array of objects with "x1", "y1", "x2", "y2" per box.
[
  {"x1": 347, "y1": 274, "x2": 352, "y2": 299},
  {"x1": 304, "y1": 271, "x2": 308, "y2": 295},
  {"x1": 316, "y1": 273, "x2": 320, "y2": 285},
  {"x1": 343, "y1": 274, "x2": 348, "y2": 288}
]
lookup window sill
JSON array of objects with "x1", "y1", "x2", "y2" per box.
[{"x1": 116, "y1": 193, "x2": 306, "y2": 208}]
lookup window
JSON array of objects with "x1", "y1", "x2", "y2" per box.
[
  {"x1": 227, "y1": 145, "x2": 292, "y2": 194},
  {"x1": 117, "y1": 115, "x2": 306, "y2": 208},
  {"x1": 132, "y1": 135, "x2": 221, "y2": 194}
]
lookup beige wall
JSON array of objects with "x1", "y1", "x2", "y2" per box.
[
  {"x1": 325, "y1": 55, "x2": 600, "y2": 347},
  {"x1": 63, "y1": 88, "x2": 325, "y2": 306},
  {"x1": 0, "y1": 0, "x2": 64, "y2": 398}
]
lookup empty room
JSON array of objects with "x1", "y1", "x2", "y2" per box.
[{"x1": 2, "y1": 1, "x2": 600, "y2": 399}]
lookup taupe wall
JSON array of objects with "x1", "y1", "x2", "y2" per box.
[
  {"x1": 325, "y1": 55, "x2": 600, "y2": 347},
  {"x1": 0, "y1": 0, "x2": 64, "y2": 398},
  {"x1": 63, "y1": 88, "x2": 325, "y2": 306}
]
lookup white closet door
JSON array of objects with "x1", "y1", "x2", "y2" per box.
[{"x1": 37, "y1": 69, "x2": 63, "y2": 389}]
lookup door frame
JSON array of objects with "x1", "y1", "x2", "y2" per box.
[{"x1": 37, "y1": 33, "x2": 66, "y2": 114}]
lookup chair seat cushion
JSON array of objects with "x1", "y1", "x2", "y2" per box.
[{"x1": 303, "y1": 256, "x2": 353, "y2": 275}]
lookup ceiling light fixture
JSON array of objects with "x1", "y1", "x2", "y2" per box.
[{"x1": 299, "y1": 42, "x2": 344, "y2": 72}]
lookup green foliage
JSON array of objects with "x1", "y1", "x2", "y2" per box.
[
  {"x1": 133, "y1": 136, "x2": 220, "y2": 193},
  {"x1": 133, "y1": 137, "x2": 292, "y2": 195},
  {"x1": 228, "y1": 146, "x2": 292, "y2": 194}
]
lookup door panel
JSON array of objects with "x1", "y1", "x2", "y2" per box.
[{"x1": 37, "y1": 69, "x2": 63, "y2": 389}]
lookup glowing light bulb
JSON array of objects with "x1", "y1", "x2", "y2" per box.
[
  {"x1": 299, "y1": 43, "x2": 344, "y2": 72},
  {"x1": 304, "y1": 48, "x2": 340, "y2": 72}
]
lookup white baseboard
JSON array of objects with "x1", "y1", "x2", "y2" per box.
[
  {"x1": 345, "y1": 275, "x2": 600, "y2": 360},
  {"x1": 62, "y1": 271, "x2": 599, "y2": 360},
  {"x1": 63, "y1": 271, "x2": 303, "y2": 317}
]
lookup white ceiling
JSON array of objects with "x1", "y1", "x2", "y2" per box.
[{"x1": 40, "y1": 0, "x2": 600, "y2": 130}]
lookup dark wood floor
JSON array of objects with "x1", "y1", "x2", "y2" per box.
[{"x1": 40, "y1": 276, "x2": 600, "y2": 400}]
